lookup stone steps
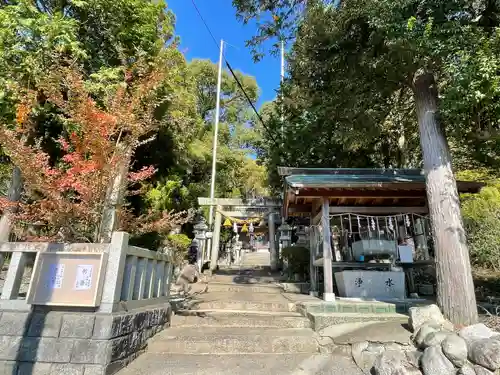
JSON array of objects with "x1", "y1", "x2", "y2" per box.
[
  {"x1": 172, "y1": 310, "x2": 311, "y2": 328},
  {"x1": 116, "y1": 353, "x2": 327, "y2": 375},
  {"x1": 207, "y1": 282, "x2": 283, "y2": 294},
  {"x1": 241, "y1": 253, "x2": 271, "y2": 267},
  {"x1": 188, "y1": 298, "x2": 292, "y2": 312},
  {"x1": 115, "y1": 267, "x2": 333, "y2": 375},
  {"x1": 211, "y1": 272, "x2": 285, "y2": 284},
  {"x1": 147, "y1": 327, "x2": 319, "y2": 354}
]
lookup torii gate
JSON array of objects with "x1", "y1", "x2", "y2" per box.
[{"x1": 197, "y1": 197, "x2": 282, "y2": 271}]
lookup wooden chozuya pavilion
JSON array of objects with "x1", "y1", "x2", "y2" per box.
[{"x1": 278, "y1": 167, "x2": 484, "y2": 302}]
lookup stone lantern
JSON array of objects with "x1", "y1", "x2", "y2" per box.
[
  {"x1": 193, "y1": 213, "x2": 208, "y2": 271},
  {"x1": 278, "y1": 223, "x2": 292, "y2": 248}
]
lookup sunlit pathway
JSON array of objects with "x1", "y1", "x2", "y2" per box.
[{"x1": 117, "y1": 252, "x2": 361, "y2": 375}]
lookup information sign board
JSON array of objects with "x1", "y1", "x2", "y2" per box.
[{"x1": 27, "y1": 251, "x2": 107, "y2": 307}]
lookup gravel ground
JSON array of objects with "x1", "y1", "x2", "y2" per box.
[{"x1": 480, "y1": 315, "x2": 500, "y2": 332}]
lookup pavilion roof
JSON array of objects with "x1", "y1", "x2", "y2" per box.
[{"x1": 278, "y1": 167, "x2": 485, "y2": 217}]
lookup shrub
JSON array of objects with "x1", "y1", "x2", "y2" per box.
[
  {"x1": 459, "y1": 169, "x2": 500, "y2": 270},
  {"x1": 165, "y1": 233, "x2": 191, "y2": 265},
  {"x1": 282, "y1": 246, "x2": 310, "y2": 278}
]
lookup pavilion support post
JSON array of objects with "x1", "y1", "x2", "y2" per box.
[
  {"x1": 210, "y1": 206, "x2": 222, "y2": 272},
  {"x1": 322, "y1": 197, "x2": 335, "y2": 302},
  {"x1": 269, "y1": 213, "x2": 278, "y2": 271},
  {"x1": 308, "y1": 222, "x2": 318, "y2": 296}
]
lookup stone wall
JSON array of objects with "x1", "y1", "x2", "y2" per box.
[{"x1": 0, "y1": 303, "x2": 171, "y2": 375}]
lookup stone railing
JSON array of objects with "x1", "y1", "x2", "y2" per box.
[
  {"x1": 0, "y1": 232, "x2": 174, "y2": 375},
  {"x1": 0, "y1": 231, "x2": 173, "y2": 312},
  {"x1": 117, "y1": 242, "x2": 173, "y2": 313}
]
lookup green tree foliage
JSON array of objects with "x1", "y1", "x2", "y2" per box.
[
  {"x1": 166, "y1": 233, "x2": 191, "y2": 265},
  {"x1": 0, "y1": 1, "x2": 266, "y2": 246},
  {"x1": 0, "y1": 0, "x2": 183, "y2": 165},
  {"x1": 459, "y1": 169, "x2": 500, "y2": 271},
  {"x1": 233, "y1": 0, "x2": 500, "y2": 325},
  {"x1": 145, "y1": 59, "x2": 268, "y2": 212},
  {"x1": 234, "y1": 0, "x2": 500, "y2": 175}
]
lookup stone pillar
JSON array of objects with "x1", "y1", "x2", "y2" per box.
[
  {"x1": 322, "y1": 198, "x2": 335, "y2": 302},
  {"x1": 0, "y1": 251, "x2": 28, "y2": 300},
  {"x1": 197, "y1": 241, "x2": 204, "y2": 273},
  {"x1": 269, "y1": 213, "x2": 278, "y2": 271},
  {"x1": 308, "y1": 225, "x2": 318, "y2": 296},
  {"x1": 99, "y1": 231, "x2": 129, "y2": 313},
  {"x1": 210, "y1": 207, "x2": 222, "y2": 272}
]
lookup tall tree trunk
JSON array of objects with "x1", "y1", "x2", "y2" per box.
[
  {"x1": 0, "y1": 166, "x2": 22, "y2": 271},
  {"x1": 412, "y1": 70, "x2": 478, "y2": 326},
  {"x1": 98, "y1": 144, "x2": 132, "y2": 243}
]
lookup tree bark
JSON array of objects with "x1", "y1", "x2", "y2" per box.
[
  {"x1": 0, "y1": 166, "x2": 22, "y2": 242},
  {"x1": 0, "y1": 166, "x2": 22, "y2": 271},
  {"x1": 412, "y1": 70, "x2": 478, "y2": 326},
  {"x1": 98, "y1": 144, "x2": 132, "y2": 243}
]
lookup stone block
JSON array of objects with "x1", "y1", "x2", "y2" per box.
[
  {"x1": 146, "y1": 310, "x2": 155, "y2": 328},
  {"x1": 18, "y1": 337, "x2": 73, "y2": 363},
  {"x1": 93, "y1": 315, "x2": 120, "y2": 340},
  {"x1": 129, "y1": 330, "x2": 147, "y2": 353},
  {"x1": 110, "y1": 335, "x2": 131, "y2": 361},
  {"x1": 61, "y1": 315, "x2": 95, "y2": 339},
  {"x1": 28, "y1": 312, "x2": 63, "y2": 337},
  {"x1": 51, "y1": 364, "x2": 85, "y2": 375},
  {"x1": 0, "y1": 312, "x2": 30, "y2": 336},
  {"x1": 117, "y1": 314, "x2": 134, "y2": 337},
  {"x1": 133, "y1": 311, "x2": 148, "y2": 331},
  {"x1": 0, "y1": 360, "x2": 17, "y2": 375},
  {"x1": 71, "y1": 339, "x2": 110, "y2": 365},
  {"x1": 0, "y1": 336, "x2": 22, "y2": 361},
  {"x1": 149, "y1": 307, "x2": 168, "y2": 328},
  {"x1": 83, "y1": 365, "x2": 105, "y2": 375},
  {"x1": 17, "y1": 362, "x2": 52, "y2": 375},
  {"x1": 93, "y1": 313, "x2": 135, "y2": 340},
  {"x1": 39, "y1": 338, "x2": 74, "y2": 363}
]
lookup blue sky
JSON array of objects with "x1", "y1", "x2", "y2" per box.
[{"x1": 168, "y1": 0, "x2": 281, "y2": 108}]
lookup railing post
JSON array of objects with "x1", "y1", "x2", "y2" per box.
[
  {"x1": 98, "y1": 231, "x2": 129, "y2": 313},
  {"x1": 0, "y1": 251, "x2": 28, "y2": 300},
  {"x1": 164, "y1": 261, "x2": 173, "y2": 299},
  {"x1": 147, "y1": 260, "x2": 157, "y2": 298},
  {"x1": 156, "y1": 261, "x2": 165, "y2": 297},
  {"x1": 133, "y1": 258, "x2": 147, "y2": 300},
  {"x1": 121, "y1": 256, "x2": 137, "y2": 302}
]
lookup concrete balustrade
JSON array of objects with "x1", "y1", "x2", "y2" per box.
[
  {"x1": 0, "y1": 232, "x2": 174, "y2": 375},
  {"x1": 0, "y1": 232, "x2": 173, "y2": 311}
]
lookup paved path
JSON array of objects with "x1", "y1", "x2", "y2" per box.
[{"x1": 117, "y1": 263, "x2": 362, "y2": 375}]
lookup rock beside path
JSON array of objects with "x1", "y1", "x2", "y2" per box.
[
  {"x1": 369, "y1": 304, "x2": 500, "y2": 375},
  {"x1": 441, "y1": 334, "x2": 468, "y2": 367},
  {"x1": 409, "y1": 304, "x2": 454, "y2": 332},
  {"x1": 420, "y1": 346, "x2": 455, "y2": 375},
  {"x1": 468, "y1": 338, "x2": 500, "y2": 371}
]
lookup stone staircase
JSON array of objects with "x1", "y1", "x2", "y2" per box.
[
  {"x1": 240, "y1": 250, "x2": 271, "y2": 267},
  {"x1": 116, "y1": 266, "x2": 359, "y2": 375}
]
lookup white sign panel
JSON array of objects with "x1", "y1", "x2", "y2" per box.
[
  {"x1": 48, "y1": 264, "x2": 65, "y2": 289},
  {"x1": 74, "y1": 265, "x2": 94, "y2": 290}
]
